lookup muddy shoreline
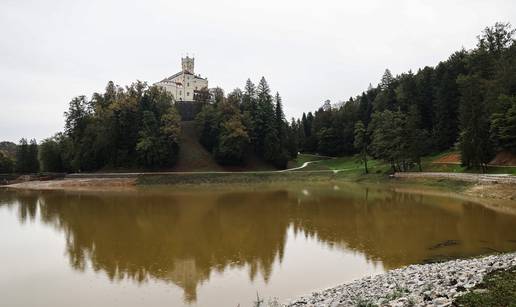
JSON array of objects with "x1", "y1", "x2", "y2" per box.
[
  {"x1": 2, "y1": 172, "x2": 515, "y2": 201},
  {"x1": 1, "y1": 178, "x2": 137, "y2": 191}
]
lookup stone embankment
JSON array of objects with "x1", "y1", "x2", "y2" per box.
[
  {"x1": 394, "y1": 172, "x2": 516, "y2": 184},
  {"x1": 285, "y1": 253, "x2": 516, "y2": 307}
]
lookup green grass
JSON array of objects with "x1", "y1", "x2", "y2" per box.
[
  {"x1": 138, "y1": 171, "x2": 346, "y2": 186},
  {"x1": 287, "y1": 154, "x2": 331, "y2": 168},
  {"x1": 137, "y1": 151, "x2": 515, "y2": 187},
  {"x1": 294, "y1": 155, "x2": 391, "y2": 175},
  {"x1": 485, "y1": 166, "x2": 516, "y2": 175},
  {"x1": 454, "y1": 267, "x2": 516, "y2": 307}
]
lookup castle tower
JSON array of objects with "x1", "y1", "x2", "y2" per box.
[{"x1": 181, "y1": 56, "x2": 194, "y2": 74}]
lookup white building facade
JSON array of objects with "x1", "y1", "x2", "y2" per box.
[{"x1": 155, "y1": 56, "x2": 208, "y2": 101}]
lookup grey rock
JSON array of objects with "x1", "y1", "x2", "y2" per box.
[{"x1": 284, "y1": 252, "x2": 516, "y2": 307}]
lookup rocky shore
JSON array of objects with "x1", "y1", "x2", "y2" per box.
[{"x1": 285, "y1": 253, "x2": 516, "y2": 307}]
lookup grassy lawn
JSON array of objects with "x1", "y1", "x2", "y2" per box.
[
  {"x1": 138, "y1": 171, "x2": 345, "y2": 185},
  {"x1": 287, "y1": 154, "x2": 331, "y2": 168},
  {"x1": 292, "y1": 151, "x2": 516, "y2": 175},
  {"x1": 486, "y1": 166, "x2": 516, "y2": 175},
  {"x1": 454, "y1": 267, "x2": 516, "y2": 307},
  {"x1": 291, "y1": 154, "x2": 390, "y2": 174}
]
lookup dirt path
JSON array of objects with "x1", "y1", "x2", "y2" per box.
[{"x1": 394, "y1": 172, "x2": 516, "y2": 184}]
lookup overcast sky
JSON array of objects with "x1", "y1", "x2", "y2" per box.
[{"x1": 1, "y1": 0, "x2": 515, "y2": 142}]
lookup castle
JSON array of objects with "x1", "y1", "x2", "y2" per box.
[{"x1": 156, "y1": 56, "x2": 208, "y2": 102}]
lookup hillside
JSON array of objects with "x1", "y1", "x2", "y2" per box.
[
  {"x1": 433, "y1": 151, "x2": 516, "y2": 166},
  {"x1": 172, "y1": 121, "x2": 223, "y2": 172},
  {"x1": 172, "y1": 121, "x2": 276, "y2": 172}
]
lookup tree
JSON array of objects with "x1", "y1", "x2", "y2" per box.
[
  {"x1": 0, "y1": 151, "x2": 14, "y2": 173},
  {"x1": 374, "y1": 69, "x2": 397, "y2": 111},
  {"x1": 214, "y1": 115, "x2": 249, "y2": 164},
  {"x1": 15, "y1": 138, "x2": 29, "y2": 173},
  {"x1": 196, "y1": 104, "x2": 220, "y2": 152},
  {"x1": 136, "y1": 111, "x2": 161, "y2": 167},
  {"x1": 303, "y1": 112, "x2": 318, "y2": 152},
  {"x1": 274, "y1": 92, "x2": 287, "y2": 149},
  {"x1": 458, "y1": 74, "x2": 494, "y2": 171},
  {"x1": 432, "y1": 51, "x2": 466, "y2": 150},
  {"x1": 136, "y1": 106, "x2": 181, "y2": 168},
  {"x1": 405, "y1": 106, "x2": 430, "y2": 171},
  {"x1": 211, "y1": 87, "x2": 225, "y2": 105},
  {"x1": 379, "y1": 69, "x2": 395, "y2": 90},
  {"x1": 241, "y1": 79, "x2": 257, "y2": 142},
  {"x1": 477, "y1": 22, "x2": 516, "y2": 56},
  {"x1": 353, "y1": 121, "x2": 368, "y2": 173},
  {"x1": 286, "y1": 118, "x2": 299, "y2": 159},
  {"x1": 39, "y1": 136, "x2": 64, "y2": 172},
  {"x1": 369, "y1": 110, "x2": 407, "y2": 172},
  {"x1": 58, "y1": 83, "x2": 182, "y2": 171},
  {"x1": 28, "y1": 139, "x2": 40, "y2": 172},
  {"x1": 491, "y1": 95, "x2": 516, "y2": 153},
  {"x1": 15, "y1": 138, "x2": 39, "y2": 173},
  {"x1": 255, "y1": 77, "x2": 276, "y2": 157}
]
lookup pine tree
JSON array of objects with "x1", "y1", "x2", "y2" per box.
[
  {"x1": 255, "y1": 77, "x2": 276, "y2": 156},
  {"x1": 458, "y1": 74, "x2": 494, "y2": 172},
  {"x1": 405, "y1": 106, "x2": 430, "y2": 171},
  {"x1": 287, "y1": 118, "x2": 299, "y2": 158},
  {"x1": 374, "y1": 69, "x2": 397, "y2": 111},
  {"x1": 274, "y1": 92, "x2": 286, "y2": 147},
  {"x1": 353, "y1": 121, "x2": 368, "y2": 173},
  {"x1": 28, "y1": 139, "x2": 39, "y2": 172},
  {"x1": 15, "y1": 138, "x2": 29, "y2": 173}
]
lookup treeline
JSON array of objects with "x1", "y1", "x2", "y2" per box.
[
  {"x1": 4, "y1": 22, "x2": 516, "y2": 174},
  {"x1": 195, "y1": 77, "x2": 297, "y2": 168},
  {"x1": 294, "y1": 22, "x2": 516, "y2": 172},
  {"x1": 37, "y1": 82, "x2": 182, "y2": 172},
  {"x1": 0, "y1": 139, "x2": 38, "y2": 173}
]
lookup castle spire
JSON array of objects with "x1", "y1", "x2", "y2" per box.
[{"x1": 182, "y1": 56, "x2": 194, "y2": 74}]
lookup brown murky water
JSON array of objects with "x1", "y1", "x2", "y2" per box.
[{"x1": 1, "y1": 183, "x2": 516, "y2": 306}]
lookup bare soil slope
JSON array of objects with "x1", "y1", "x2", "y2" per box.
[
  {"x1": 172, "y1": 121, "x2": 223, "y2": 172},
  {"x1": 434, "y1": 150, "x2": 516, "y2": 166},
  {"x1": 490, "y1": 150, "x2": 516, "y2": 166},
  {"x1": 173, "y1": 121, "x2": 276, "y2": 172}
]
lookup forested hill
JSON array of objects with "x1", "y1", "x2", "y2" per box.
[
  {"x1": 2, "y1": 22, "x2": 516, "y2": 174},
  {"x1": 297, "y1": 22, "x2": 516, "y2": 171}
]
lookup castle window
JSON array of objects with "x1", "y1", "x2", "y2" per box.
[
  {"x1": 187, "y1": 92, "x2": 190, "y2": 96},
  {"x1": 187, "y1": 82, "x2": 190, "y2": 86}
]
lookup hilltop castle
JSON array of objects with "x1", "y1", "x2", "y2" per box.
[{"x1": 156, "y1": 56, "x2": 208, "y2": 102}]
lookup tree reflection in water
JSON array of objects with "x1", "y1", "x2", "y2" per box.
[{"x1": 2, "y1": 185, "x2": 516, "y2": 303}]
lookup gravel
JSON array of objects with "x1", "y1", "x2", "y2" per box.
[{"x1": 284, "y1": 252, "x2": 516, "y2": 307}]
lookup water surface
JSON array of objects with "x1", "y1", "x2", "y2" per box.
[{"x1": 1, "y1": 183, "x2": 516, "y2": 306}]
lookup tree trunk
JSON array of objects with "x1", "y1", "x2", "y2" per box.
[{"x1": 363, "y1": 151, "x2": 368, "y2": 174}]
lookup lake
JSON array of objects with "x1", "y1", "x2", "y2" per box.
[{"x1": 1, "y1": 183, "x2": 516, "y2": 306}]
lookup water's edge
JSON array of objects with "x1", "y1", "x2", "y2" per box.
[{"x1": 284, "y1": 252, "x2": 516, "y2": 307}]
